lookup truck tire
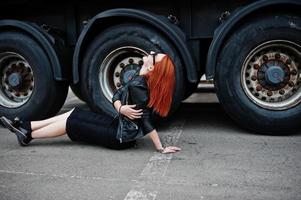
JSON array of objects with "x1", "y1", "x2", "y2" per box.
[
  {"x1": 0, "y1": 31, "x2": 68, "y2": 120},
  {"x1": 215, "y1": 15, "x2": 301, "y2": 134},
  {"x1": 80, "y1": 23, "x2": 185, "y2": 118},
  {"x1": 70, "y1": 83, "x2": 86, "y2": 102}
]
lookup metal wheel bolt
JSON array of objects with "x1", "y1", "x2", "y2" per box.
[
  {"x1": 286, "y1": 59, "x2": 292, "y2": 65},
  {"x1": 253, "y1": 64, "x2": 260, "y2": 70},
  {"x1": 251, "y1": 75, "x2": 257, "y2": 81},
  {"x1": 138, "y1": 60, "x2": 143, "y2": 66},
  {"x1": 275, "y1": 53, "x2": 281, "y2": 59},
  {"x1": 279, "y1": 90, "x2": 285, "y2": 95},
  {"x1": 117, "y1": 82, "x2": 121, "y2": 87},
  {"x1": 115, "y1": 72, "x2": 120, "y2": 77},
  {"x1": 267, "y1": 91, "x2": 273, "y2": 96},
  {"x1": 291, "y1": 70, "x2": 297, "y2": 76},
  {"x1": 256, "y1": 85, "x2": 262, "y2": 91},
  {"x1": 129, "y1": 59, "x2": 134, "y2": 64},
  {"x1": 263, "y1": 55, "x2": 269, "y2": 62},
  {"x1": 120, "y1": 63, "x2": 125, "y2": 68},
  {"x1": 288, "y1": 81, "x2": 295, "y2": 87}
]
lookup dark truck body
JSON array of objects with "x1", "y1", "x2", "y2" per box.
[
  {"x1": 0, "y1": 0, "x2": 300, "y2": 133},
  {"x1": 0, "y1": 0, "x2": 256, "y2": 79}
]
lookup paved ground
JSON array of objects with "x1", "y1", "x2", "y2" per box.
[{"x1": 0, "y1": 88, "x2": 300, "y2": 200}]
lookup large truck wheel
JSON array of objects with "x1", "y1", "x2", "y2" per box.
[
  {"x1": 80, "y1": 23, "x2": 185, "y2": 118},
  {"x1": 0, "y1": 31, "x2": 68, "y2": 120},
  {"x1": 70, "y1": 83, "x2": 86, "y2": 102},
  {"x1": 215, "y1": 15, "x2": 301, "y2": 134}
]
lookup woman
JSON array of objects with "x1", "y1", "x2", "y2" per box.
[{"x1": 0, "y1": 51, "x2": 181, "y2": 154}]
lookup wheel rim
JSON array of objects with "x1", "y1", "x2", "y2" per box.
[
  {"x1": 0, "y1": 52, "x2": 34, "y2": 108},
  {"x1": 241, "y1": 40, "x2": 301, "y2": 110},
  {"x1": 98, "y1": 46, "x2": 147, "y2": 101}
]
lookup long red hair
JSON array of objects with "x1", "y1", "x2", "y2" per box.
[{"x1": 141, "y1": 55, "x2": 175, "y2": 117}]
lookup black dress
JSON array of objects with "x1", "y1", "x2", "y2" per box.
[{"x1": 65, "y1": 74, "x2": 155, "y2": 150}]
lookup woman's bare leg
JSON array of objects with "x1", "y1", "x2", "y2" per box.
[
  {"x1": 30, "y1": 108, "x2": 75, "y2": 131},
  {"x1": 31, "y1": 115, "x2": 68, "y2": 139}
]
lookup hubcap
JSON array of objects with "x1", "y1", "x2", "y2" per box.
[
  {"x1": 241, "y1": 40, "x2": 301, "y2": 110},
  {"x1": 98, "y1": 46, "x2": 147, "y2": 101},
  {"x1": 0, "y1": 52, "x2": 34, "y2": 108}
]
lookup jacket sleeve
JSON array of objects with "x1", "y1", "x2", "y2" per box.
[
  {"x1": 112, "y1": 86, "x2": 126, "y2": 105},
  {"x1": 129, "y1": 84, "x2": 155, "y2": 135}
]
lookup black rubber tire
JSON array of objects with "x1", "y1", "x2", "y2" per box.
[
  {"x1": 0, "y1": 31, "x2": 68, "y2": 121},
  {"x1": 215, "y1": 15, "x2": 301, "y2": 134},
  {"x1": 70, "y1": 83, "x2": 86, "y2": 102},
  {"x1": 183, "y1": 81, "x2": 199, "y2": 99},
  {"x1": 80, "y1": 23, "x2": 185, "y2": 118}
]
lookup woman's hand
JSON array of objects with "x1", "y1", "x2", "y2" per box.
[
  {"x1": 161, "y1": 146, "x2": 181, "y2": 154},
  {"x1": 120, "y1": 104, "x2": 143, "y2": 120}
]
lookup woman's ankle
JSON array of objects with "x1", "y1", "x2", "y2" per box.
[{"x1": 21, "y1": 121, "x2": 32, "y2": 132}]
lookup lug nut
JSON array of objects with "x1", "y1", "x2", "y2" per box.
[
  {"x1": 279, "y1": 90, "x2": 285, "y2": 95},
  {"x1": 120, "y1": 63, "x2": 125, "y2": 68},
  {"x1": 253, "y1": 64, "x2": 260, "y2": 70},
  {"x1": 267, "y1": 91, "x2": 273, "y2": 96},
  {"x1": 290, "y1": 69, "x2": 298, "y2": 76},
  {"x1": 251, "y1": 75, "x2": 257, "y2": 81},
  {"x1": 288, "y1": 81, "x2": 295, "y2": 87},
  {"x1": 115, "y1": 72, "x2": 120, "y2": 77},
  {"x1": 138, "y1": 60, "x2": 144, "y2": 66},
  {"x1": 129, "y1": 59, "x2": 134, "y2": 64},
  {"x1": 263, "y1": 55, "x2": 269, "y2": 62},
  {"x1": 286, "y1": 59, "x2": 292, "y2": 65},
  {"x1": 256, "y1": 85, "x2": 262, "y2": 91},
  {"x1": 116, "y1": 82, "x2": 121, "y2": 87},
  {"x1": 275, "y1": 53, "x2": 281, "y2": 59}
]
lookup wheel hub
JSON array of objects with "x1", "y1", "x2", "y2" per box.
[
  {"x1": 0, "y1": 52, "x2": 34, "y2": 108},
  {"x1": 120, "y1": 64, "x2": 140, "y2": 84},
  {"x1": 8, "y1": 72, "x2": 23, "y2": 88},
  {"x1": 241, "y1": 40, "x2": 301, "y2": 110},
  {"x1": 98, "y1": 46, "x2": 147, "y2": 102},
  {"x1": 258, "y1": 60, "x2": 289, "y2": 90}
]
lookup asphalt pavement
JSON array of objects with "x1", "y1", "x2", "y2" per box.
[{"x1": 0, "y1": 88, "x2": 300, "y2": 200}]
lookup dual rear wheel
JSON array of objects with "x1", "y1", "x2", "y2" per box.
[
  {"x1": 0, "y1": 31, "x2": 68, "y2": 120},
  {"x1": 215, "y1": 15, "x2": 301, "y2": 134}
]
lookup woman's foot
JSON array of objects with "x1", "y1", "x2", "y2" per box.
[{"x1": 0, "y1": 116, "x2": 32, "y2": 146}]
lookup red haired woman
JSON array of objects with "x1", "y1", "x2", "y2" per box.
[{"x1": 0, "y1": 51, "x2": 181, "y2": 154}]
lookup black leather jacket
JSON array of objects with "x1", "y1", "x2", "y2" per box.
[{"x1": 112, "y1": 74, "x2": 155, "y2": 135}]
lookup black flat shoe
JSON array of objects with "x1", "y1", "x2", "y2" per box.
[{"x1": 0, "y1": 116, "x2": 32, "y2": 146}]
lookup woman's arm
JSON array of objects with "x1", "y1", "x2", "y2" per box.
[
  {"x1": 148, "y1": 129, "x2": 181, "y2": 154},
  {"x1": 113, "y1": 100, "x2": 143, "y2": 119}
]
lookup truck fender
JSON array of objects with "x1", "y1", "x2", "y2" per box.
[
  {"x1": 72, "y1": 8, "x2": 198, "y2": 84},
  {"x1": 0, "y1": 19, "x2": 67, "y2": 81}
]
